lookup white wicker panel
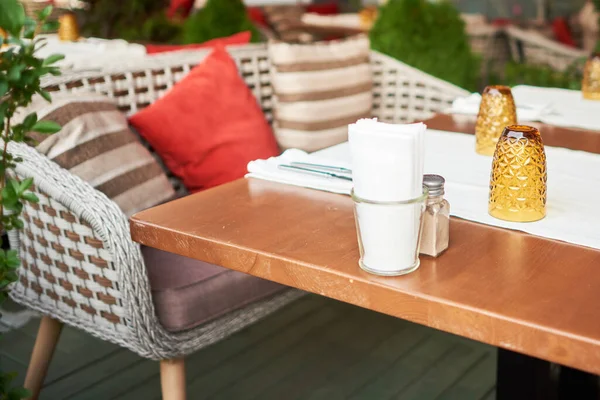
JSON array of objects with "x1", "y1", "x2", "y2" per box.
[{"x1": 370, "y1": 51, "x2": 469, "y2": 123}]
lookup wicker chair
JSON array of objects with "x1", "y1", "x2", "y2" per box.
[
  {"x1": 505, "y1": 25, "x2": 588, "y2": 72},
  {"x1": 10, "y1": 44, "x2": 468, "y2": 399}
]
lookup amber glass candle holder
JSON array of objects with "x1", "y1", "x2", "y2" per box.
[
  {"x1": 0, "y1": 28, "x2": 7, "y2": 49},
  {"x1": 475, "y1": 85, "x2": 517, "y2": 156},
  {"x1": 58, "y1": 12, "x2": 80, "y2": 42},
  {"x1": 583, "y1": 53, "x2": 600, "y2": 101},
  {"x1": 489, "y1": 125, "x2": 547, "y2": 223}
]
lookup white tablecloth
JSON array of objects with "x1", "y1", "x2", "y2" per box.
[{"x1": 249, "y1": 129, "x2": 600, "y2": 250}]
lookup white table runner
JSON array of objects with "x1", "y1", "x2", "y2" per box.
[
  {"x1": 449, "y1": 85, "x2": 600, "y2": 132},
  {"x1": 248, "y1": 129, "x2": 600, "y2": 250}
]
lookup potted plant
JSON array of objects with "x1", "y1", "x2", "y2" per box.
[
  {"x1": 369, "y1": 0, "x2": 480, "y2": 91},
  {"x1": 582, "y1": 0, "x2": 600, "y2": 100},
  {"x1": 0, "y1": 0, "x2": 62, "y2": 397}
]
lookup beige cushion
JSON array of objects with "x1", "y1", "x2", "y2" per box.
[
  {"x1": 143, "y1": 247, "x2": 286, "y2": 332},
  {"x1": 18, "y1": 92, "x2": 176, "y2": 217},
  {"x1": 269, "y1": 35, "x2": 373, "y2": 152}
]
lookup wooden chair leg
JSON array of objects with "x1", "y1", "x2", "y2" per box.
[
  {"x1": 160, "y1": 358, "x2": 186, "y2": 400},
  {"x1": 24, "y1": 316, "x2": 63, "y2": 400}
]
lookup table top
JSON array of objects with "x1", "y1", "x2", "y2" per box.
[{"x1": 130, "y1": 114, "x2": 600, "y2": 375}]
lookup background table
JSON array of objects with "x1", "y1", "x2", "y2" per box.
[{"x1": 131, "y1": 114, "x2": 600, "y2": 399}]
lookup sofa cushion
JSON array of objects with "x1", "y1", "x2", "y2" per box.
[
  {"x1": 129, "y1": 46, "x2": 280, "y2": 193},
  {"x1": 17, "y1": 92, "x2": 176, "y2": 217},
  {"x1": 268, "y1": 35, "x2": 373, "y2": 152},
  {"x1": 142, "y1": 247, "x2": 286, "y2": 333},
  {"x1": 144, "y1": 31, "x2": 251, "y2": 54}
]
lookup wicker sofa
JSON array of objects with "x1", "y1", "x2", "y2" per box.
[{"x1": 9, "y1": 44, "x2": 468, "y2": 399}]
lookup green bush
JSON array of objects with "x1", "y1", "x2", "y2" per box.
[
  {"x1": 370, "y1": 0, "x2": 480, "y2": 91},
  {"x1": 181, "y1": 0, "x2": 260, "y2": 44},
  {"x1": 498, "y1": 61, "x2": 584, "y2": 90}
]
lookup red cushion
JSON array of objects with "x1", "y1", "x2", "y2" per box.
[
  {"x1": 552, "y1": 18, "x2": 576, "y2": 47},
  {"x1": 145, "y1": 31, "x2": 251, "y2": 54},
  {"x1": 168, "y1": 0, "x2": 194, "y2": 18},
  {"x1": 248, "y1": 7, "x2": 266, "y2": 27},
  {"x1": 129, "y1": 46, "x2": 279, "y2": 193},
  {"x1": 305, "y1": 3, "x2": 339, "y2": 15}
]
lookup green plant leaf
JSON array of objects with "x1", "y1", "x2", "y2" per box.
[
  {"x1": 31, "y1": 120, "x2": 61, "y2": 134},
  {"x1": 9, "y1": 179, "x2": 21, "y2": 196},
  {"x1": 0, "y1": 0, "x2": 26, "y2": 36},
  {"x1": 0, "y1": 80, "x2": 8, "y2": 98},
  {"x1": 7, "y1": 65, "x2": 22, "y2": 82},
  {"x1": 42, "y1": 20, "x2": 60, "y2": 33},
  {"x1": 38, "y1": 5, "x2": 53, "y2": 20},
  {"x1": 19, "y1": 177, "x2": 34, "y2": 192},
  {"x1": 12, "y1": 218, "x2": 24, "y2": 230},
  {"x1": 21, "y1": 192, "x2": 39, "y2": 203},
  {"x1": 6, "y1": 250, "x2": 20, "y2": 268},
  {"x1": 38, "y1": 89, "x2": 52, "y2": 102},
  {"x1": 42, "y1": 54, "x2": 65, "y2": 66},
  {"x1": 22, "y1": 113, "x2": 38, "y2": 130}
]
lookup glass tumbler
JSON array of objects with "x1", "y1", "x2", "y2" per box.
[
  {"x1": 475, "y1": 85, "x2": 518, "y2": 156},
  {"x1": 352, "y1": 189, "x2": 428, "y2": 276},
  {"x1": 489, "y1": 125, "x2": 547, "y2": 222},
  {"x1": 583, "y1": 53, "x2": 600, "y2": 101}
]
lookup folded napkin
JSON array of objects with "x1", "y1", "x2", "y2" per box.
[
  {"x1": 512, "y1": 86, "x2": 600, "y2": 132},
  {"x1": 450, "y1": 92, "x2": 553, "y2": 121},
  {"x1": 246, "y1": 148, "x2": 352, "y2": 194},
  {"x1": 349, "y1": 119, "x2": 425, "y2": 201}
]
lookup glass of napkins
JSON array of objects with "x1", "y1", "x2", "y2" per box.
[{"x1": 349, "y1": 119, "x2": 428, "y2": 276}]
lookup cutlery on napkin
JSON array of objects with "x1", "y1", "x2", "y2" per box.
[{"x1": 246, "y1": 148, "x2": 353, "y2": 194}]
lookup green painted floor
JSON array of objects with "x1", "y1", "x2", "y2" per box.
[{"x1": 0, "y1": 294, "x2": 496, "y2": 400}]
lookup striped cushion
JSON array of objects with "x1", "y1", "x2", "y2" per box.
[
  {"x1": 20, "y1": 93, "x2": 176, "y2": 217},
  {"x1": 268, "y1": 35, "x2": 373, "y2": 152}
]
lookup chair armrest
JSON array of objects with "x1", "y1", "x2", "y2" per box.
[{"x1": 7, "y1": 141, "x2": 156, "y2": 356}]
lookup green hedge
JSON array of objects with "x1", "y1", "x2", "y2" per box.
[
  {"x1": 181, "y1": 0, "x2": 261, "y2": 44},
  {"x1": 370, "y1": 0, "x2": 480, "y2": 91}
]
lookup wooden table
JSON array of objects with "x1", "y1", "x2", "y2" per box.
[{"x1": 131, "y1": 114, "x2": 600, "y2": 398}]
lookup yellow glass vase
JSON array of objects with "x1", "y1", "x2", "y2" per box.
[
  {"x1": 489, "y1": 125, "x2": 547, "y2": 223},
  {"x1": 475, "y1": 85, "x2": 517, "y2": 156},
  {"x1": 0, "y1": 28, "x2": 7, "y2": 48},
  {"x1": 58, "y1": 12, "x2": 80, "y2": 42},
  {"x1": 583, "y1": 53, "x2": 600, "y2": 101}
]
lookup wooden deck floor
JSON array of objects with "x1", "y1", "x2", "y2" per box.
[{"x1": 1, "y1": 294, "x2": 496, "y2": 400}]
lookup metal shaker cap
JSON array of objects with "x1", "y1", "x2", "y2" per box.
[{"x1": 423, "y1": 174, "x2": 445, "y2": 197}]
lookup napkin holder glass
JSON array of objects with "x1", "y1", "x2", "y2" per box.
[
  {"x1": 583, "y1": 53, "x2": 600, "y2": 101},
  {"x1": 489, "y1": 125, "x2": 547, "y2": 222},
  {"x1": 352, "y1": 189, "x2": 428, "y2": 276},
  {"x1": 475, "y1": 85, "x2": 518, "y2": 156}
]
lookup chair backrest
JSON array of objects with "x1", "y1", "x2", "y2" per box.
[
  {"x1": 42, "y1": 43, "x2": 468, "y2": 125},
  {"x1": 505, "y1": 26, "x2": 588, "y2": 72}
]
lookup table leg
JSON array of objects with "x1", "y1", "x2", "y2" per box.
[
  {"x1": 496, "y1": 348, "x2": 557, "y2": 400},
  {"x1": 558, "y1": 366, "x2": 599, "y2": 400},
  {"x1": 497, "y1": 348, "x2": 599, "y2": 400}
]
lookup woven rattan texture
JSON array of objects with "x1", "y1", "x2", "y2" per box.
[{"x1": 10, "y1": 44, "x2": 467, "y2": 360}]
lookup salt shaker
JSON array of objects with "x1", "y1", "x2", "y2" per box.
[{"x1": 420, "y1": 175, "x2": 450, "y2": 257}]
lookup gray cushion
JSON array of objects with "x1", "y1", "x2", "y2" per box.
[{"x1": 142, "y1": 247, "x2": 286, "y2": 333}]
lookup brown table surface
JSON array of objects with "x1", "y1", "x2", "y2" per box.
[{"x1": 130, "y1": 114, "x2": 600, "y2": 376}]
